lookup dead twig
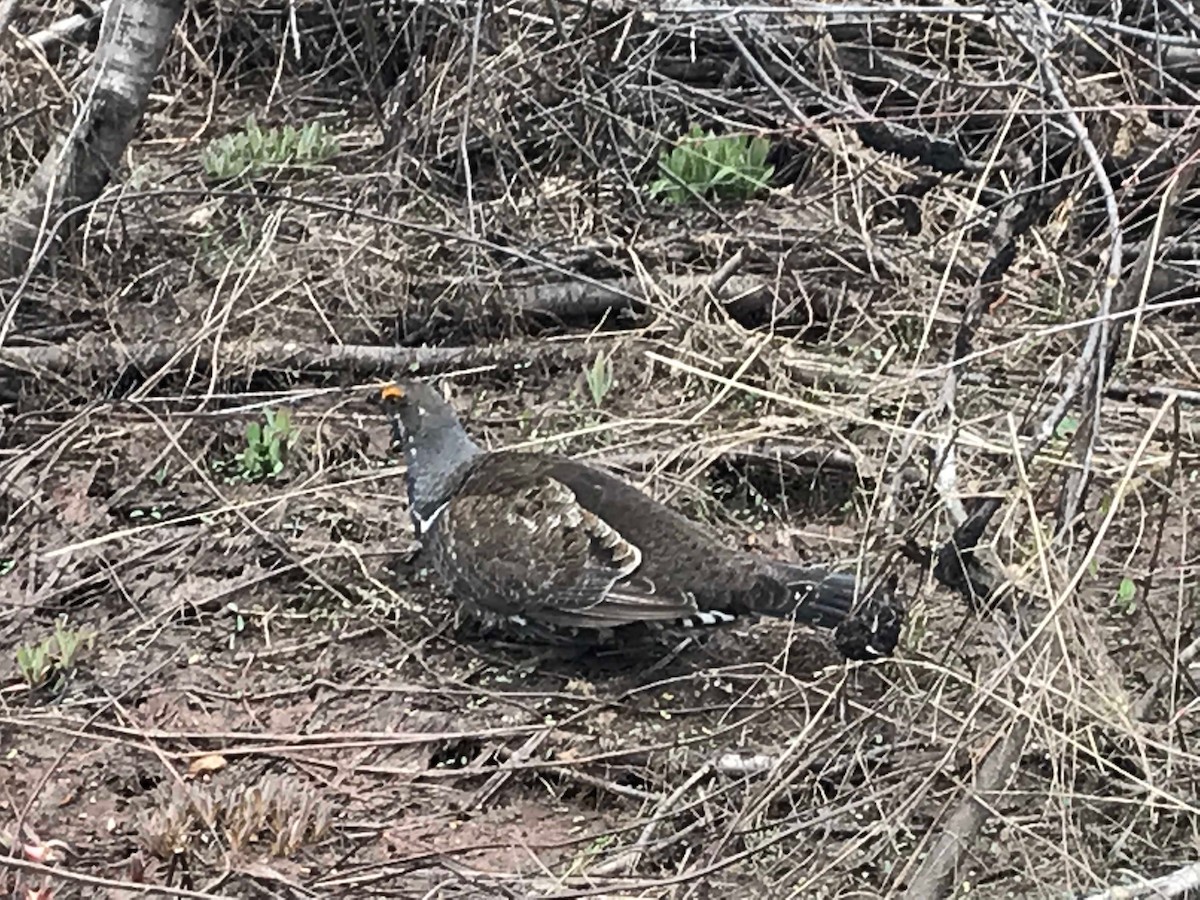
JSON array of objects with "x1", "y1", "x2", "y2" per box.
[
  {"x1": 1027, "y1": 4, "x2": 1123, "y2": 535},
  {"x1": 398, "y1": 270, "x2": 843, "y2": 338},
  {"x1": 589, "y1": 764, "x2": 712, "y2": 876},
  {"x1": 0, "y1": 855, "x2": 238, "y2": 899},
  {"x1": 469, "y1": 729, "x2": 552, "y2": 810}
]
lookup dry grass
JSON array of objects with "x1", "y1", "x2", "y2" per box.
[{"x1": 2, "y1": 1, "x2": 1199, "y2": 898}]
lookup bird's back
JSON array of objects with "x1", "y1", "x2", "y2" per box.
[{"x1": 441, "y1": 450, "x2": 783, "y2": 612}]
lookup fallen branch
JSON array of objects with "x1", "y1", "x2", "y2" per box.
[
  {"x1": 1083, "y1": 861, "x2": 1200, "y2": 900},
  {"x1": 606, "y1": 438, "x2": 865, "y2": 479},
  {"x1": 15, "y1": 0, "x2": 110, "y2": 51},
  {"x1": 1095, "y1": 381, "x2": 1200, "y2": 406},
  {"x1": 900, "y1": 720, "x2": 1030, "y2": 899},
  {"x1": 0, "y1": 336, "x2": 583, "y2": 382}
]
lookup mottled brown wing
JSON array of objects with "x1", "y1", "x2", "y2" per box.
[
  {"x1": 429, "y1": 458, "x2": 699, "y2": 628},
  {"x1": 540, "y1": 455, "x2": 769, "y2": 605},
  {"x1": 543, "y1": 455, "x2": 866, "y2": 627}
]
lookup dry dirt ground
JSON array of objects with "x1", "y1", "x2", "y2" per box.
[{"x1": 3, "y1": 3, "x2": 1200, "y2": 899}]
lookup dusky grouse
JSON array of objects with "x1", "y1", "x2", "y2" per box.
[{"x1": 380, "y1": 380, "x2": 902, "y2": 660}]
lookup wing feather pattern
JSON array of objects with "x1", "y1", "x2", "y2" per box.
[{"x1": 428, "y1": 459, "x2": 698, "y2": 629}]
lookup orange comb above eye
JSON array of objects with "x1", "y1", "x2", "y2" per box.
[{"x1": 380, "y1": 383, "x2": 405, "y2": 402}]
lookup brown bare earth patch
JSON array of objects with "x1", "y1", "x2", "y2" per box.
[{"x1": 3, "y1": 2, "x2": 1200, "y2": 899}]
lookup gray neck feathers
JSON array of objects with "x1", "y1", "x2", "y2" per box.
[{"x1": 401, "y1": 408, "x2": 481, "y2": 532}]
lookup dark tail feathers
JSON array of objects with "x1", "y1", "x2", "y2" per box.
[
  {"x1": 762, "y1": 564, "x2": 860, "y2": 627},
  {"x1": 766, "y1": 565, "x2": 903, "y2": 660}
]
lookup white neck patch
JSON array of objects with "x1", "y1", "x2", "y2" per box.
[{"x1": 413, "y1": 500, "x2": 450, "y2": 535}]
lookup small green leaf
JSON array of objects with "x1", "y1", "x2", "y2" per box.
[
  {"x1": 649, "y1": 127, "x2": 773, "y2": 205},
  {"x1": 749, "y1": 136, "x2": 770, "y2": 167},
  {"x1": 1113, "y1": 577, "x2": 1137, "y2": 615}
]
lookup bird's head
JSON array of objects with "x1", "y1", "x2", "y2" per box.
[{"x1": 379, "y1": 380, "x2": 464, "y2": 449}]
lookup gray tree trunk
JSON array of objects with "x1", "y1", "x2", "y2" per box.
[{"x1": 0, "y1": 0, "x2": 183, "y2": 283}]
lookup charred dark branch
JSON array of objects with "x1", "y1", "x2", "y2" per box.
[{"x1": 390, "y1": 273, "x2": 851, "y2": 342}]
